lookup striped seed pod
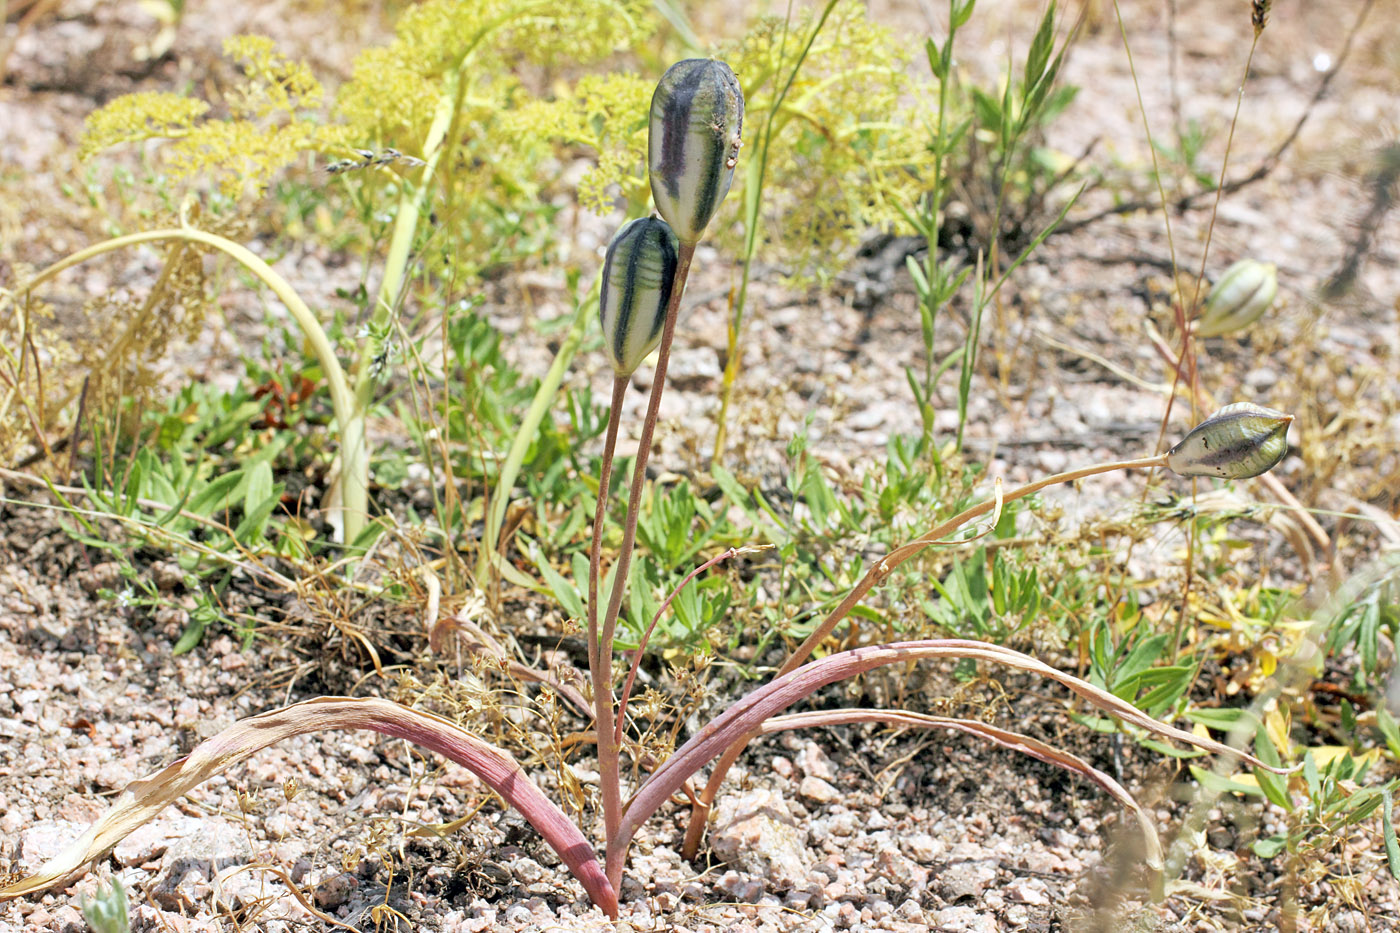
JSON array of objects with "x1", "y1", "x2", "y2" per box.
[
  {"x1": 649, "y1": 59, "x2": 744, "y2": 244},
  {"x1": 599, "y1": 217, "x2": 681, "y2": 376},
  {"x1": 1196, "y1": 259, "x2": 1277, "y2": 338},
  {"x1": 1166, "y1": 402, "x2": 1292, "y2": 480}
]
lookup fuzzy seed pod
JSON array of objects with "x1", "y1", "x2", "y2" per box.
[
  {"x1": 649, "y1": 59, "x2": 744, "y2": 244},
  {"x1": 1166, "y1": 402, "x2": 1292, "y2": 480},
  {"x1": 599, "y1": 217, "x2": 681, "y2": 376},
  {"x1": 1197, "y1": 259, "x2": 1277, "y2": 338}
]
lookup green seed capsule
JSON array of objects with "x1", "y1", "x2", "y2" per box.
[
  {"x1": 1166, "y1": 402, "x2": 1292, "y2": 480},
  {"x1": 599, "y1": 217, "x2": 680, "y2": 376},
  {"x1": 649, "y1": 59, "x2": 744, "y2": 244},
  {"x1": 1197, "y1": 259, "x2": 1277, "y2": 338}
]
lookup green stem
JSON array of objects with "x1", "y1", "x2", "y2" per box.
[
  {"x1": 474, "y1": 292, "x2": 596, "y2": 585},
  {"x1": 20, "y1": 227, "x2": 361, "y2": 540},
  {"x1": 711, "y1": 0, "x2": 839, "y2": 464}
]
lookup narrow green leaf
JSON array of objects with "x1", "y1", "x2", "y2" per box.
[
  {"x1": 1024, "y1": 1, "x2": 1057, "y2": 96},
  {"x1": 1383, "y1": 788, "x2": 1400, "y2": 881},
  {"x1": 171, "y1": 615, "x2": 207, "y2": 655},
  {"x1": 232, "y1": 486, "x2": 282, "y2": 543},
  {"x1": 1185, "y1": 707, "x2": 1260, "y2": 731},
  {"x1": 185, "y1": 471, "x2": 247, "y2": 518},
  {"x1": 535, "y1": 548, "x2": 585, "y2": 621},
  {"x1": 1253, "y1": 729, "x2": 1292, "y2": 811},
  {"x1": 1377, "y1": 708, "x2": 1400, "y2": 758},
  {"x1": 1190, "y1": 765, "x2": 1264, "y2": 798}
]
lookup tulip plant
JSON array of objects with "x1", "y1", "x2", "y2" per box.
[{"x1": 0, "y1": 62, "x2": 1300, "y2": 921}]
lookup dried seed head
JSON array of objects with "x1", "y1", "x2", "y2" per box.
[
  {"x1": 1197, "y1": 259, "x2": 1277, "y2": 338},
  {"x1": 649, "y1": 59, "x2": 744, "y2": 244},
  {"x1": 1166, "y1": 402, "x2": 1293, "y2": 480},
  {"x1": 1252, "y1": 0, "x2": 1271, "y2": 33},
  {"x1": 598, "y1": 217, "x2": 681, "y2": 375}
]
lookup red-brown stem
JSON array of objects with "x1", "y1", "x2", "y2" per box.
[
  {"x1": 616, "y1": 546, "x2": 747, "y2": 746},
  {"x1": 587, "y1": 374, "x2": 628, "y2": 855},
  {"x1": 596, "y1": 241, "x2": 696, "y2": 855},
  {"x1": 588, "y1": 377, "x2": 629, "y2": 687},
  {"x1": 679, "y1": 453, "x2": 1168, "y2": 860}
]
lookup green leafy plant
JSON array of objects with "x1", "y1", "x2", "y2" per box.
[
  {"x1": 0, "y1": 60, "x2": 1300, "y2": 917},
  {"x1": 6, "y1": 0, "x2": 657, "y2": 544},
  {"x1": 901, "y1": 0, "x2": 1084, "y2": 457},
  {"x1": 79, "y1": 878, "x2": 129, "y2": 933}
]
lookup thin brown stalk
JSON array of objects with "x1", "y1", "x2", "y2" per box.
[{"x1": 595, "y1": 241, "x2": 696, "y2": 849}]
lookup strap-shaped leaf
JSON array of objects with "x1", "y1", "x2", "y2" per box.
[{"x1": 0, "y1": 697, "x2": 617, "y2": 919}]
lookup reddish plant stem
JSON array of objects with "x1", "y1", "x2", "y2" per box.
[
  {"x1": 586, "y1": 375, "x2": 628, "y2": 861},
  {"x1": 594, "y1": 241, "x2": 696, "y2": 854},
  {"x1": 618, "y1": 637, "x2": 1289, "y2": 885},
  {"x1": 588, "y1": 376, "x2": 630, "y2": 690},
  {"x1": 680, "y1": 453, "x2": 1168, "y2": 860}
]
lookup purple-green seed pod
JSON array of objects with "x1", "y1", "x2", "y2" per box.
[
  {"x1": 1166, "y1": 402, "x2": 1293, "y2": 480},
  {"x1": 599, "y1": 217, "x2": 680, "y2": 376},
  {"x1": 649, "y1": 59, "x2": 744, "y2": 244},
  {"x1": 1197, "y1": 259, "x2": 1278, "y2": 338}
]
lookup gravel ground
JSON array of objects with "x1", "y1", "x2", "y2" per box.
[{"x1": 3, "y1": 0, "x2": 1400, "y2": 931}]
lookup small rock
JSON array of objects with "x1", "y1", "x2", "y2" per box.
[
  {"x1": 904, "y1": 832, "x2": 943, "y2": 863},
  {"x1": 52, "y1": 905, "x2": 84, "y2": 933},
  {"x1": 17, "y1": 820, "x2": 86, "y2": 871},
  {"x1": 509, "y1": 857, "x2": 546, "y2": 885},
  {"x1": 667, "y1": 347, "x2": 721, "y2": 388},
  {"x1": 936, "y1": 859, "x2": 998, "y2": 901},
  {"x1": 314, "y1": 872, "x2": 357, "y2": 909},
  {"x1": 799, "y1": 742, "x2": 837, "y2": 780},
  {"x1": 799, "y1": 776, "x2": 840, "y2": 804},
  {"x1": 715, "y1": 870, "x2": 764, "y2": 902},
  {"x1": 214, "y1": 865, "x2": 287, "y2": 910},
  {"x1": 151, "y1": 562, "x2": 185, "y2": 591},
  {"x1": 151, "y1": 820, "x2": 250, "y2": 910},
  {"x1": 77, "y1": 562, "x2": 122, "y2": 595},
  {"x1": 711, "y1": 787, "x2": 811, "y2": 889},
  {"x1": 1006, "y1": 878, "x2": 1050, "y2": 905},
  {"x1": 113, "y1": 815, "x2": 201, "y2": 867},
  {"x1": 933, "y1": 904, "x2": 1000, "y2": 932},
  {"x1": 771, "y1": 756, "x2": 795, "y2": 780}
]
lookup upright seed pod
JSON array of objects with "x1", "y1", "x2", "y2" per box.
[
  {"x1": 1196, "y1": 259, "x2": 1278, "y2": 338},
  {"x1": 1166, "y1": 402, "x2": 1293, "y2": 480},
  {"x1": 649, "y1": 59, "x2": 745, "y2": 244},
  {"x1": 598, "y1": 217, "x2": 681, "y2": 376}
]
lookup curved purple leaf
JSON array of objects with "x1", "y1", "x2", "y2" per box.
[{"x1": 0, "y1": 697, "x2": 617, "y2": 919}]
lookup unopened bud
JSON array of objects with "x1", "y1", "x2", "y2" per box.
[
  {"x1": 599, "y1": 217, "x2": 680, "y2": 376},
  {"x1": 649, "y1": 59, "x2": 744, "y2": 244},
  {"x1": 1166, "y1": 402, "x2": 1292, "y2": 480},
  {"x1": 1197, "y1": 259, "x2": 1277, "y2": 338}
]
